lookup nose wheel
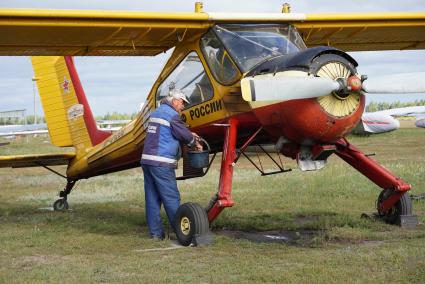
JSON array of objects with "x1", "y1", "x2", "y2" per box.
[{"x1": 174, "y1": 202, "x2": 211, "y2": 246}]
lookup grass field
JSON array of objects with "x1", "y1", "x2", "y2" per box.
[{"x1": 1, "y1": 130, "x2": 424, "y2": 283}]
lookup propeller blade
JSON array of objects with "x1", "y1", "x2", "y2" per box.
[
  {"x1": 241, "y1": 75, "x2": 340, "y2": 102},
  {"x1": 363, "y1": 72, "x2": 425, "y2": 94}
]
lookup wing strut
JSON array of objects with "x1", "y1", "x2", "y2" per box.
[{"x1": 35, "y1": 161, "x2": 67, "y2": 179}]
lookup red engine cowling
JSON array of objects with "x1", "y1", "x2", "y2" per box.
[
  {"x1": 250, "y1": 52, "x2": 365, "y2": 145},
  {"x1": 251, "y1": 95, "x2": 365, "y2": 145}
]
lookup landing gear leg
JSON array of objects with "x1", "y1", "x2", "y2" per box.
[
  {"x1": 53, "y1": 180, "x2": 76, "y2": 211},
  {"x1": 206, "y1": 118, "x2": 238, "y2": 222},
  {"x1": 335, "y1": 138, "x2": 417, "y2": 227}
]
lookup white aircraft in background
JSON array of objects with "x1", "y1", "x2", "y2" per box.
[
  {"x1": 0, "y1": 119, "x2": 131, "y2": 138},
  {"x1": 353, "y1": 106, "x2": 425, "y2": 135},
  {"x1": 0, "y1": 123, "x2": 48, "y2": 138},
  {"x1": 97, "y1": 120, "x2": 131, "y2": 131},
  {"x1": 415, "y1": 118, "x2": 425, "y2": 128}
]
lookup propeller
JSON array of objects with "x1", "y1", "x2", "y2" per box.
[
  {"x1": 241, "y1": 75, "x2": 340, "y2": 102},
  {"x1": 241, "y1": 72, "x2": 425, "y2": 103},
  {"x1": 362, "y1": 72, "x2": 425, "y2": 94}
]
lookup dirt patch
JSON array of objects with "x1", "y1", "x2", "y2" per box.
[
  {"x1": 291, "y1": 215, "x2": 321, "y2": 226},
  {"x1": 215, "y1": 229, "x2": 325, "y2": 246},
  {"x1": 362, "y1": 240, "x2": 385, "y2": 247},
  {"x1": 13, "y1": 255, "x2": 71, "y2": 270}
]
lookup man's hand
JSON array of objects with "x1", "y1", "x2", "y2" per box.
[
  {"x1": 192, "y1": 132, "x2": 203, "y2": 151},
  {"x1": 192, "y1": 132, "x2": 200, "y2": 141},
  {"x1": 195, "y1": 141, "x2": 203, "y2": 151}
]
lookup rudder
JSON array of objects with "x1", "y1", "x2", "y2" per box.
[{"x1": 31, "y1": 56, "x2": 111, "y2": 153}]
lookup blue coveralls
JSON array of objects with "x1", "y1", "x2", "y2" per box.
[{"x1": 141, "y1": 102, "x2": 195, "y2": 238}]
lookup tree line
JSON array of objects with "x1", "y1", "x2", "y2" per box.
[
  {"x1": 366, "y1": 100, "x2": 425, "y2": 112},
  {"x1": 0, "y1": 115, "x2": 45, "y2": 125},
  {"x1": 94, "y1": 111, "x2": 138, "y2": 121}
]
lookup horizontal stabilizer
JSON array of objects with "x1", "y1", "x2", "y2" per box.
[{"x1": 0, "y1": 152, "x2": 75, "y2": 168}]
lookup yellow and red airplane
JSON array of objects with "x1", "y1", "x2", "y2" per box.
[{"x1": 0, "y1": 4, "x2": 424, "y2": 245}]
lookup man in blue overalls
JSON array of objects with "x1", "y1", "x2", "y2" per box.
[{"x1": 141, "y1": 89, "x2": 201, "y2": 240}]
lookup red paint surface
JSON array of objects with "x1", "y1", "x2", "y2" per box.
[
  {"x1": 207, "y1": 118, "x2": 238, "y2": 222},
  {"x1": 64, "y1": 56, "x2": 112, "y2": 146},
  {"x1": 251, "y1": 96, "x2": 365, "y2": 145},
  {"x1": 335, "y1": 138, "x2": 410, "y2": 212}
]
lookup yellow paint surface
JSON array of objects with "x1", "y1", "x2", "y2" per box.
[{"x1": 31, "y1": 57, "x2": 91, "y2": 152}]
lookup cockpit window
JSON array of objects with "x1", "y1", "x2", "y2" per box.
[
  {"x1": 213, "y1": 24, "x2": 306, "y2": 72},
  {"x1": 200, "y1": 29, "x2": 240, "y2": 85},
  {"x1": 156, "y1": 51, "x2": 214, "y2": 108}
]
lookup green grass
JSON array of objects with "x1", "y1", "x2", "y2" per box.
[{"x1": 0, "y1": 130, "x2": 425, "y2": 283}]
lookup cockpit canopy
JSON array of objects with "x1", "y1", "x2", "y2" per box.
[{"x1": 201, "y1": 24, "x2": 306, "y2": 84}]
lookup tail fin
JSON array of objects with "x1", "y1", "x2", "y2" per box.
[{"x1": 31, "y1": 56, "x2": 111, "y2": 153}]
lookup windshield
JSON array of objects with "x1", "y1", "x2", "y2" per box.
[{"x1": 213, "y1": 24, "x2": 306, "y2": 72}]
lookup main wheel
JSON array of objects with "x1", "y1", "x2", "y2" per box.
[
  {"x1": 377, "y1": 189, "x2": 412, "y2": 225},
  {"x1": 53, "y1": 198, "x2": 69, "y2": 211},
  {"x1": 174, "y1": 202, "x2": 210, "y2": 246}
]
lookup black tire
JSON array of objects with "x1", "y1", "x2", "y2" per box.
[
  {"x1": 174, "y1": 202, "x2": 210, "y2": 246},
  {"x1": 53, "y1": 198, "x2": 69, "y2": 211},
  {"x1": 310, "y1": 53, "x2": 357, "y2": 76},
  {"x1": 377, "y1": 189, "x2": 412, "y2": 225}
]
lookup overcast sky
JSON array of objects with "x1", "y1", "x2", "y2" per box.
[{"x1": 0, "y1": 0, "x2": 424, "y2": 116}]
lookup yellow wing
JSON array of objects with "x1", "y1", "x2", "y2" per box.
[
  {"x1": 0, "y1": 9, "x2": 424, "y2": 55},
  {"x1": 0, "y1": 9, "x2": 210, "y2": 56},
  {"x1": 0, "y1": 152, "x2": 75, "y2": 168},
  {"x1": 297, "y1": 13, "x2": 425, "y2": 51}
]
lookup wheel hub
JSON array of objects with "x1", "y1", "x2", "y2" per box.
[{"x1": 180, "y1": 217, "x2": 191, "y2": 235}]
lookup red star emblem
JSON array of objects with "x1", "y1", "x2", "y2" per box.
[{"x1": 61, "y1": 77, "x2": 71, "y2": 94}]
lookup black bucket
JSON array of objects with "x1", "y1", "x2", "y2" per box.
[{"x1": 187, "y1": 138, "x2": 210, "y2": 169}]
